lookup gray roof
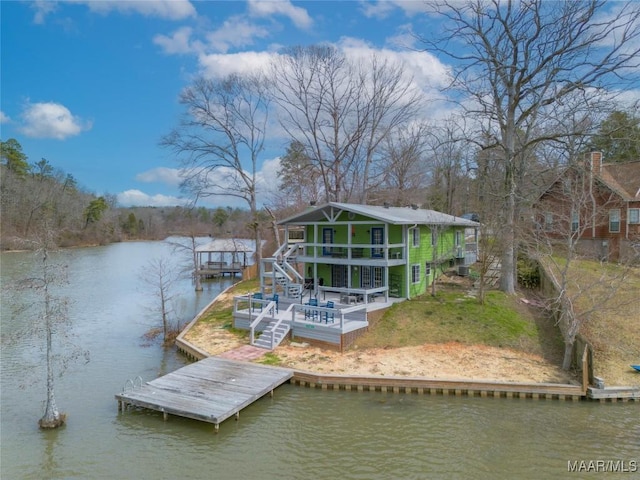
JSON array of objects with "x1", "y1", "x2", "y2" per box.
[
  {"x1": 195, "y1": 238, "x2": 257, "y2": 253},
  {"x1": 278, "y1": 202, "x2": 480, "y2": 227}
]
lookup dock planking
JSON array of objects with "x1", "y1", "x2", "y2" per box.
[{"x1": 116, "y1": 357, "x2": 293, "y2": 431}]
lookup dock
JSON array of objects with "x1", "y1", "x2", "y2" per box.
[
  {"x1": 197, "y1": 263, "x2": 244, "y2": 278},
  {"x1": 116, "y1": 357, "x2": 293, "y2": 431}
]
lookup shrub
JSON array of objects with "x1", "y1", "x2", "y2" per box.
[{"x1": 517, "y1": 256, "x2": 540, "y2": 289}]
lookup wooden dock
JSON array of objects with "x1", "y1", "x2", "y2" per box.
[{"x1": 115, "y1": 357, "x2": 293, "y2": 431}]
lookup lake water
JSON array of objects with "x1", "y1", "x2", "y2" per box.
[{"x1": 1, "y1": 241, "x2": 638, "y2": 480}]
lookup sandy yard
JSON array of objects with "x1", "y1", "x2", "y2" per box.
[{"x1": 185, "y1": 323, "x2": 576, "y2": 384}]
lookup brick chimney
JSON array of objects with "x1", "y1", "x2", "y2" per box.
[{"x1": 589, "y1": 151, "x2": 603, "y2": 173}]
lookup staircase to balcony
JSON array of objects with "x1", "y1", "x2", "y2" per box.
[{"x1": 261, "y1": 243, "x2": 304, "y2": 300}]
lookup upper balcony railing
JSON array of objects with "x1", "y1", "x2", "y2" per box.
[{"x1": 297, "y1": 242, "x2": 406, "y2": 262}]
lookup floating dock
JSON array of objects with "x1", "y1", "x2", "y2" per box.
[{"x1": 116, "y1": 357, "x2": 293, "y2": 431}]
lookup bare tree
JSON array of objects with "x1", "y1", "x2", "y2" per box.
[
  {"x1": 5, "y1": 228, "x2": 88, "y2": 428},
  {"x1": 423, "y1": 119, "x2": 474, "y2": 215},
  {"x1": 529, "y1": 157, "x2": 638, "y2": 369},
  {"x1": 353, "y1": 55, "x2": 425, "y2": 203},
  {"x1": 373, "y1": 123, "x2": 429, "y2": 206},
  {"x1": 139, "y1": 257, "x2": 179, "y2": 344},
  {"x1": 270, "y1": 45, "x2": 422, "y2": 203},
  {"x1": 167, "y1": 232, "x2": 203, "y2": 292},
  {"x1": 419, "y1": 0, "x2": 640, "y2": 294},
  {"x1": 36, "y1": 234, "x2": 67, "y2": 429},
  {"x1": 162, "y1": 73, "x2": 270, "y2": 266}
]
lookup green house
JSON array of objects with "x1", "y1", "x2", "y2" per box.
[
  {"x1": 264, "y1": 202, "x2": 479, "y2": 304},
  {"x1": 233, "y1": 203, "x2": 479, "y2": 351}
]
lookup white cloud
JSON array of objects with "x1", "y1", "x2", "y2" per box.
[
  {"x1": 199, "y1": 50, "x2": 277, "y2": 78},
  {"x1": 360, "y1": 0, "x2": 427, "y2": 19},
  {"x1": 80, "y1": 0, "x2": 196, "y2": 20},
  {"x1": 337, "y1": 37, "x2": 452, "y2": 90},
  {"x1": 31, "y1": 0, "x2": 196, "y2": 23},
  {"x1": 153, "y1": 26, "x2": 197, "y2": 55},
  {"x1": 19, "y1": 102, "x2": 92, "y2": 139},
  {"x1": 248, "y1": 0, "x2": 313, "y2": 29},
  {"x1": 0, "y1": 111, "x2": 10, "y2": 124},
  {"x1": 205, "y1": 16, "x2": 270, "y2": 53},
  {"x1": 31, "y1": 0, "x2": 58, "y2": 24},
  {"x1": 136, "y1": 167, "x2": 183, "y2": 186},
  {"x1": 133, "y1": 155, "x2": 281, "y2": 208},
  {"x1": 117, "y1": 189, "x2": 188, "y2": 207},
  {"x1": 256, "y1": 156, "x2": 282, "y2": 199},
  {"x1": 385, "y1": 23, "x2": 419, "y2": 50}
]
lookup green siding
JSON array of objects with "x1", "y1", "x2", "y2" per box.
[
  {"x1": 408, "y1": 225, "x2": 464, "y2": 298},
  {"x1": 299, "y1": 212, "x2": 466, "y2": 298}
]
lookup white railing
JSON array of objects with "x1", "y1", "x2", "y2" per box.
[
  {"x1": 247, "y1": 300, "x2": 277, "y2": 345},
  {"x1": 289, "y1": 302, "x2": 366, "y2": 330},
  {"x1": 296, "y1": 242, "x2": 406, "y2": 261},
  {"x1": 318, "y1": 285, "x2": 388, "y2": 304},
  {"x1": 265, "y1": 304, "x2": 295, "y2": 349}
]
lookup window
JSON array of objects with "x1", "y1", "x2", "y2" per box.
[
  {"x1": 571, "y1": 211, "x2": 579, "y2": 233},
  {"x1": 411, "y1": 264, "x2": 420, "y2": 284},
  {"x1": 455, "y1": 231, "x2": 462, "y2": 246},
  {"x1": 425, "y1": 262, "x2": 431, "y2": 277},
  {"x1": 288, "y1": 229, "x2": 304, "y2": 242},
  {"x1": 609, "y1": 209, "x2": 621, "y2": 233},
  {"x1": 411, "y1": 227, "x2": 420, "y2": 247},
  {"x1": 629, "y1": 208, "x2": 640, "y2": 225},
  {"x1": 544, "y1": 212, "x2": 553, "y2": 231},
  {"x1": 431, "y1": 229, "x2": 438, "y2": 246}
]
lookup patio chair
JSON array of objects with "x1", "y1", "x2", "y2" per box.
[
  {"x1": 324, "y1": 301, "x2": 335, "y2": 323},
  {"x1": 252, "y1": 292, "x2": 263, "y2": 312},
  {"x1": 304, "y1": 298, "x2": 318, "y2": 321},
  {"x1": 268, "y1": 293, "x2": 279, "y2": 313}
]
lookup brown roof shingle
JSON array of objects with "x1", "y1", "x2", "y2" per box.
[{"x1": 599, "y1": 161, "x2": 640, "y2": 201}]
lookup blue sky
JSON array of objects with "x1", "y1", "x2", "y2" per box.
[
  {"x1": 2, "y1": 1, "x2": 637, "y2": 208},
  {"x1": 2, "y1": 1, "x2": 452, "y2": 208}
]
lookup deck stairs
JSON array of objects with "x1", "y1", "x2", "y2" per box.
[
  {"x1": 261, "y1": 243, "x2": 304, "y2": 300},
  {"x1": 253, "y1": 320, "x2": 291, "y2": 350}
]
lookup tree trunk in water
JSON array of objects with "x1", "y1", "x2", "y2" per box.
[{"x1": 39, "y1": 311, "x2": 65, "y2": 429}]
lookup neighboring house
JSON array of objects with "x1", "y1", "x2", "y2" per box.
[
  {"x1": 535, "y1": 151, "x2": 640, "y2": 261},
  {"x1": 231, "y1": 203, "x2": 479, "y2": 351}
]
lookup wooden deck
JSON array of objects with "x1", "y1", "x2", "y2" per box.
[{"x1": 115, "y1": 357, "x2": 293, "y2": 431}]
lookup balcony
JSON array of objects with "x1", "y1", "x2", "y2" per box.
[{"x1": 295, "y1": 242, "x2": 406, "y2": 266}]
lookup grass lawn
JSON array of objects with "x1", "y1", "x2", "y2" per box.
[
  {"x1": 353, "y1": 287, "x2": 563, "y2": 362},
  {"x1": 195, "y1": 278, "x2": 260, "y2": 330},
  {"x1": 559, "y1": 259, "x2": 640, "y2": 387},
  {"x1": 193, "y1": 276, "x2": 565, "y2": 366}
]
